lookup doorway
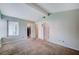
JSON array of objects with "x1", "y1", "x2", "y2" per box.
[
  {"x1": 44, "y1": 21, "x2": 49, "y2": 41},
  {"x1": 27, "y1": 23, "x2": 31, "y2": 39},
  {"x1": 41, "y1": 23, "x2": 44, "y2": 40},
  {"x1": 41, "y1": 21, "x2": 49, "y2": 41},
  {"x1": 27, "y1": 27, "x2": 31, "y2": 38},
  {"x1": 37, "y1": 21, "x2": 49, "y2": 41}
]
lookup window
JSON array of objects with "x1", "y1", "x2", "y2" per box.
[
  {"x1": 0, "y1": 20, "x2": 7, "y2": 38},
  {"x1": 8, "y1": 21, "x2": 19, "y2": 36}
]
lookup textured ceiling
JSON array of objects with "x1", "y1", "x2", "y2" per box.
[
  {"x1": 38, "y1": 3, "x2": 79, "y2": 13},
  {"x1": 0, "y1": 3, "x2": 42, "y2": 21},
  {"x1": 0, "y1": 3, "x2": 79, "y2": 21}
]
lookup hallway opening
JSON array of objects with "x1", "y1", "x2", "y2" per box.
[{"x1": 27, "y1": 23, "x2": 31, "y2": 39}]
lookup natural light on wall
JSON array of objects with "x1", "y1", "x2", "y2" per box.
[{"x1": 8, "y1": 21, "x2": 19, "y2": 36}]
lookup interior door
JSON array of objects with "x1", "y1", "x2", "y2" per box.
[
  {"x1": 35, "y1": 23, "x2": 38, "y2": 40},
  {"x1": 44, "y1": 22, "x2": 49, "y2": 41}
]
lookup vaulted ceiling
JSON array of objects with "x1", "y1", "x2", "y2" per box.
[{"x1": 0, "y1": 3, "x2": 79, "y2": 21}]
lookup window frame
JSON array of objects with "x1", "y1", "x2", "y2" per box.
[{"x1": 7, "y1": 21, "x2": 19, "y2": 36}]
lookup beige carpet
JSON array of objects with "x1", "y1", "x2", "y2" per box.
[{"x1": 0, "y1": 39, "x2": 79, "y2": 55}]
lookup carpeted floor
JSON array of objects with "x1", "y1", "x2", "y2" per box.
[{"x1": 0, "y1": 39, "x2": 79, "y2": 55}]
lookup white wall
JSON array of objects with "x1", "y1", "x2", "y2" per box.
[
  {"x1": 0, "y1": 20, "x2": 7, "y2": 39},
  {"x1": 38, "y1": 9, "x2": 79, "y2": 51},
  {"x1": 48, "y1": 9, "x2": 79, "y2": 51},
  {"x1": 0, "y1": 20, "x2": 7, "y2": 47},
  {"x1": 31, "y1": 23, "x2": 35, "y2": 39},
  {"x1": 48, "y1": 19, "x2": 79, "y2": 50}
]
